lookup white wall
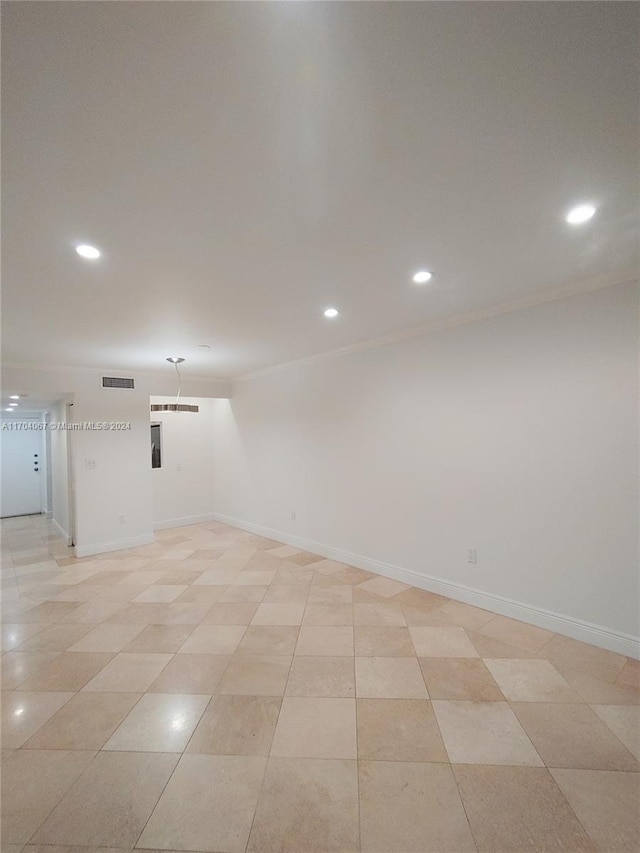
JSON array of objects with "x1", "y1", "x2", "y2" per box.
[
  {"x1": 212, "y1": 283, "x2": 639, "y2": 655},
  {"x1": 150, "y1": 396, "x2": 216, "y2": 528},
  {"x1": 1, "y1": 365, "x2": 230, "y2": 556}
]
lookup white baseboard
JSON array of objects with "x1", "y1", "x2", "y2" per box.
[
  {"x1": 75, "y1": 533, "x2": 155, "y2": 558},
  {"x1": 51, "y1": 518, "x2": 71, "y2": 546},
  {"x1": 212, "y1": 511, "x2": 640, "y2": 660},
  {"x1": 45, "y1": 511, "x2": 53, "y2": 519},
  {"x1": 154, "y1": 513, "x2": 218, "y2": 531}
]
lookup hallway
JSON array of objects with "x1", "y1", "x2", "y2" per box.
[{"x1": 2, "y1": 514, "x2": 639, "y2": 852}]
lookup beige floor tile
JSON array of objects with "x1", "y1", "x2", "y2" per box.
[
  {"x1": 187, "y1": 695, "x2": 282, "y2": 755},
  {"x1": 148, "y1": 653, "x2": 230, "y2": 693},
  {"x1": 192, "y1": 570, "x2": 241, "y2": 586},
  {"x1": 394, "y1": 587, "x2": 448, "y2": 609},
  {"x1": 247, "y1": 756, "x2": 359, "y2": 852},
  {"x1": 307, "y1": 559, "x2": 348, "y2": 575},
  {"x1": 82, "y1": 653, "x2": 172, "y2": 692},
  {"x1": 103, "y1": 602, "x2": 168, "y2": 625},
  {"x1": 174, "y1": 584, "x2": 226, "y2": 604},
  {"x1": 357, "y1": 698, "x2": 447, "y2": 762},
  {"x1": 2, "y1": 691, "x2": 74, "y2": 747},
  {"x1": 1, "y1": 622, "x2": 47, "y2": 651},
  {"x1": 454, "y1": 765, "x2": 595, "y2": 852},
  {"x1": 201, "y1": 602, "x2": 258, "y2": 624},
  {"x1": 104, "y1": 693, "x2": 208, "y2": 752},
  {"x1": 356, "y1": 576, "x2": 409, "y2": 599},
  {"x1": 62, "y1": 600, "x2": 128, "y2": 624},
  {"x1": 354, "y1": 626, "x2": 415, "y2": 656},
  {"x1": 485, "y1": 658, "x2": 582, "y2": 702},
  {"x1": 355, "y1": 656, "x2": 428, "y2": 699},
  {"x1": 15, "y1": 601, "x2": 82, "y2": 623},
  {"x1": 32, "y1": 751, "x2": 178, "y2": 848},
  {"x1": 237, "y1": 625, "x2": 299, "y2": 655},
  {"x1": 592, "y1": 704, "x2": 640, "y2": 760},
  {"x1": 1, "y1": 651, "x2": 61, "y2": 689},
  {"x1": 286, "y1": 656, "x2": 355, "y2": 697},
  {"x1": 295, "y1": 625, "x2": 354, "y2": 656},
  {"x1": 179, "y1": 624, "x2": 246, "y2": 654},
  {"x1": 513, "y1": 702, "x2": 640, "y2": 770},
  {"x1": 20, "y1": 652, "x2": 115, "y2": 691},
  {"x1": 271, "y1": 697, "x2": 356, "y2": 759},
  {"x1": 307, "y1": 585, "x2": 352, "y2": 605},
  {"x1": 154, "y1": 569, "x2": 203, "y2": 585},
  {"x1": 251, "y1": 602, "x2": 305, "y2": 626},
  {"x1": 436, "y1": 599, "x2": 495, "y2": 630},
  {"x1": 263, "y1": 585, "x2": 310, "y2": 604},
  {"x1": 551, "y1": 768, "x2": 640, "y2": 852},
  {"x1": 67, "y1": 623, "x2": 145, "y2": 653},
  {"x1": 131, "y1": 584, "x2": 187, "y2": 603},
  {"x1": 353, "y1": 601, "x2": 406, "y2": 626},
  {"x1": 14, "y1": 623, "x2": 93, "y2": 652},
  {"x1": 23, "y1": 692, "x2": 141, "y2": 750},
  {"x1": 274, "y1": 566, "x2": 314, "y2": 585},
  {"x1": 217, "y1": 653, "x2": 292, "y2": 696},
  {"x1": 153, "y1": 601, "x2": 213, "y2": 625},
  {"x1": 477, "y1": 615, "x2": 553, "y2": 653},
  {"x1": 419, "y1": 657, "x2": 504, "y2": 701},
  {"x1": 617, "y1": 659, "x2": 640, "y2": 689},
  {"x1": 117, "y1": 570, "x2": 166, "y2": 585},
  {"x1": 565, "y1": 671, "x2": 640, "y2": 705},
  {"x1": 233, "y1": 570, "x2": 277, "y2": 586},
  {"x1": 332, "y1": 566, "x2": 376, "y2": 585},
  {"x1": 359, "y1": 760, "x2": 476, "y2": 852},
  {"x1": 1, "y1": 749, "x2": 95, "y2": 843},
  {"x1": 302, "y1": 603, "x2": 354, "y2": 625},
  {"x1": 218, "y1": 585, "x2": 268, "y2": 603},
  {"x1": 433, "y1": 700, "x2": 543, "y2": 765},
  {"x1": 122, "y1": 624, "x2": 195, "y2": 653},
  {"x1": 541, "y1": 634, "x2": 627, "y2": 684},
  {"x1": 409, "y1": 626, "x2": 479, "y2": 657},
  {"x1": 138, "y1": 753, "x2": 266, "y2": 853}
]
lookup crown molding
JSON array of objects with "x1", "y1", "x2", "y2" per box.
[{"x1": 234, "y1": 267, "x2": 639, "y2": 383}]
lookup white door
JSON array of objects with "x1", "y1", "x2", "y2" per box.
[{"x1": 1, "y1": 422, "x2": 43, "y2": 517}]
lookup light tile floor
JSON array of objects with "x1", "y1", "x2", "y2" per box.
[{"x1": 1, "y1": 514, "x2": 639, "y2": 852}]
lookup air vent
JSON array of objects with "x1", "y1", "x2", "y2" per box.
[{"x1": 102, "y1": 376, "x2": 135, "y2": 389}]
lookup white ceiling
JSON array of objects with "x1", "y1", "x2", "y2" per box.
[{"x1": 2, "y1": 2, "x2": 638, "y2": 380}]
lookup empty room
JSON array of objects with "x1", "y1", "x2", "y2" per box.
[{"x1": 1, "y1": 2, "x2": 638, "y2": 852}]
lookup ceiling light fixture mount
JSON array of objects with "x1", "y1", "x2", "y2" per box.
[
  {"x1": 566, "y1": 203, "x2": 596, "y2": 225},
  {"x1": 151, "y1": 357, "x2": 199, "y2": 413}
]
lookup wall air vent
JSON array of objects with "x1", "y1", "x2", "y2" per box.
[{"x1": 102, "y1": 376, "x2": 135, "y2": 389}]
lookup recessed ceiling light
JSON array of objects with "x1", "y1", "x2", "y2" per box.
[
  {"x1": 566, "y1": 204, "x2": 596, "y2": 225},
  {"x1": 196, "y1": 344, "x2": 211, "y2": 350},
  {"x1": 8, "y1": 403, "x2": 18, "y2": 407},
  {"x1": 324, "y1": 308, "x2": 339, "y2": 318},
  {"x1": 5, "y1": 408, "x2": 13, "y2": 412},
  {"x1": 9, "y1": 395, "x2": 19, "y2": 400},
  {"x1": 412, "y1": 271, "x2": 433, "y2": 284},
  {"x1": 75, "y1": 244, "x2": 101, "y2": 259}
]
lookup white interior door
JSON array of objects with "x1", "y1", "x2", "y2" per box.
[{"x1": 1, "y1": 422, "x2": 43, "y2": 517}]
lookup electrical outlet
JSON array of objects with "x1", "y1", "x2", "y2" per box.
[
  {"x1": 467, "y1": 548, "x2": 477, "y2": 564},
  {"x1": 291, "y1": 511, "x2": 296, "y2": 521},
  {"x1": 85, "y1": 458, "x2": 96, "y2": 470},
  {"x1": 118, "y1": 514, "x2": 125, "y2": 525}
]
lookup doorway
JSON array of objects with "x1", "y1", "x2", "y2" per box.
[{"x1": 0, "y1": 419, "x2": 44, "y2": 517}]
